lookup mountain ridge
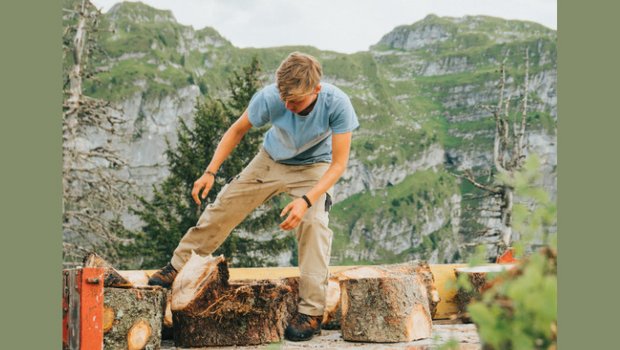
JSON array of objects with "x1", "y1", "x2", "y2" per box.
[{"x1": 64, "y1": 0, "x2": 557, "y2": 266}]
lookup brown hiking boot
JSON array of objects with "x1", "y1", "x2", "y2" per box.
[
  {"x1": 284, "y1": 312, "x2": 322, "y2": 341},
  {"x1": 148, "y1": 262, "x2": 178, "y2": 288}
]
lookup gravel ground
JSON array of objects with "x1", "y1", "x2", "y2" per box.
[{"x1": 161, "y1": 323, "x2": 480, "y2": 350}]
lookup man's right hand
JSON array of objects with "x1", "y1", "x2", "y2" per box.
[
  {"x1": 191, "y1": 173, "x2": 215, "y2": 205},
  {"x1": 190, "y1": 110, "x2": 252, "y2": 206}
]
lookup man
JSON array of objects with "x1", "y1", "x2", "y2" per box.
[{"x1": 148, "y1": 52, "x2": 359, "y2": 341}]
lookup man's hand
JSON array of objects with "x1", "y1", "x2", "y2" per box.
[
  {"x1": 190, "y1": 110, "x2": 253, "y2": 206},
  {"x1": 279, "y1": 198, "x2": 310, "y2": 231},
  {"x1": 191, "y1": 173, "x2": 215, "y2": 205}
]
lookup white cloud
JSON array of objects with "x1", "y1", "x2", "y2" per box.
[{"x1": 89, "y1": 0, "x2": 557, "y2": 54}]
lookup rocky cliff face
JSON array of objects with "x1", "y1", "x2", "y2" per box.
[
  {"x1": 105, "y1": 85, "x2": 201, "y2": 229},
  {"x1": 334, "y1": 144, "x2": 445, "y2": 200},
  {"x1": 366, "y1": 15, "x2": 556, "y2": 260},
  {"x1": 69, "y1": 3, "x2": 557, "y2": 265},
  {"x1": 337, "y1": 191, "x2": 462, "y2": 264}
]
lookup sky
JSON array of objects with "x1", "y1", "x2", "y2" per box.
[{"x1": 90, "y1": 0, "x2": 557, "y2": 54}]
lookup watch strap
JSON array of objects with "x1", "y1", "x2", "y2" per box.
[{"x1": 302, "y1": 195, "x2": 312, "y2": 208}]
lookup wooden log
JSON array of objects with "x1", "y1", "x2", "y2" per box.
[
  {"x1": 161, "y1": 291, "x2": 174, "y2": 340},
  {"x1": 171, "y1": 253, "x2": 230, "y2": 315},
  {"x1": 171, "y1": 253, "x2": 298, "y2": 347},
  {"x1": 127, "y1": 319, "x2": 152, "y2": 350},
  {"x1": 321, "y1": 277, "x2": 341, "y2": 329},
  {"x1": 453, "y1": 264, "x2": 516, "y2": 322},
  {"x1": 376, "y1": 261, "x2": 440, "y2": 318},
  {"x1": 83, "y1": 252, "x2": 132, "y2": 288},
  {"x1": 118, "y1": 270, "x2": 150, "y2": 287},
  {"x1": 140, "y1": 263, "x2": 467, "y2": 319},
  {"x1": 322, "y1": 261, "x2": 439, "y2": 332},
  {"x1": 103, "y1": 287, "x2": 166, "y2": 350},
  {"x1": 280, "y1": 276, "x2": 300, "y2": 319},
  {"x1": 430, "y1": 263, "x2": 467, "y2": 319},
  {"x1": 339, "y1": 263, "x2": 434, "y2": 342}
]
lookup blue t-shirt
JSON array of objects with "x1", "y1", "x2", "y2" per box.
[{"x1": 247, "y1": 82, "x2": 359, "y2": 165}]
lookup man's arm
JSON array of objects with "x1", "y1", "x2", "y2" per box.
[
  {"x1": 191, "y1": 110, "x2": 253, "y2": 205},
  {"x1": 279, "y1": 131, "x2": 352, "y2": 230}
]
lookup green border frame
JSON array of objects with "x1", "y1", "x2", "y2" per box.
[
  {"x1": 558, "y1": 0, "x2": 617, "y2": 348},
  {"x1": 1, "y1": 0, "x2": 613, "y2": 348},
  {"x1": 1, "y1": 0, "x2": 62, "y2": 347}
]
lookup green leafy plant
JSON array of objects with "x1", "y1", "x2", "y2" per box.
[{"x1": 458, "y1": 155, "x2": 557, "y2": 349}]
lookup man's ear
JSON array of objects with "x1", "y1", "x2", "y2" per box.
[{"x1": 314, "y1": 84, "x2": 322, "y2": 94}]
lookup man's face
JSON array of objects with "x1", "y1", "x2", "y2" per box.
[{"x1": 282, "y1": 84, "x2": 321, "y2": 114}]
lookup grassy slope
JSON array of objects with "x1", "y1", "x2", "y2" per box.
[{"x1": 330, "y1": 168, "x2": 460, "y2": 264}]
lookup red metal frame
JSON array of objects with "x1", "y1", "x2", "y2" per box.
[{"x1": 62, "y1": 267, "x2": 105, "y2": 350}]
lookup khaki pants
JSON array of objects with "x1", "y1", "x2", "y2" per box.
[{"x1": 171, "y1": 148, "x2": 333, "y2": 316}]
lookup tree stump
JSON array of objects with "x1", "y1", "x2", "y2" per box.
[
  {"x1": 171, "y1": 253, "x2": 298, "y2": 347},
  {"x1": 103, "y1": 287, "x2": 166, "y2": 350},
  {"x1": 339, "y1": 262, "x2": 435, "y2": 342},
  {"x1": 453, "y1": 264, "x2": 516, "y2": 322},
  {"x1": 324, "y1": 261, "x2": 439, "y2": 332}
]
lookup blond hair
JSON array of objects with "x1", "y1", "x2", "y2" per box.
[{"x1": 275, "y1": 52, "x2": 323, "y2": 101}]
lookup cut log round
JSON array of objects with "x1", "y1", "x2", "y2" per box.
[
  {"x1": 127, "y1": 319, "x2": 152, "y2": 350},
  {"x1": 323, "y1": 260, "x2": 439, "y2": 332},
  {"x1": 103, "y1": 287, "x2": 166, "y2": 349},
  {"x1": 171, "y1": 253, "x2": 299, "y2": 347},
  {"x1": 103, "y1": 306, "x2": 115, "y2": 333},
  {"x1": 339, "y1": 264, "x2": 433, "y2": 342}
]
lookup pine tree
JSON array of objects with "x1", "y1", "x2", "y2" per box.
[{"x1": 129, "y1": 57, "x2": 294, "y2": 268}]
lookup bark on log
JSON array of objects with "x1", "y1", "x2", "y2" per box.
[
  {"x1": 453, "y1": 264, "x2": 516, "y2": 322},
  {"x1": 83, "y1": 252, "x2": 132, "y2": 288},
  {"x1": 381, "y1": 261, "x2": 440, "y2": 318},
  {"x1": 171, "y1": 253, "x2": 299, "y2": 347},
  {"x1": 338, "y1": 263, "x2": 434, "y2": 342},
  {"x1": 323, "y1": 261, "x2": 439, "y2": 332},
  {"x1": 103, "y1": 287, "x2": 166, "y2": 350}
]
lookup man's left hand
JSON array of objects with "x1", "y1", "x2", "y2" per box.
[{"x1": 279, "y1": 198, "x2": 310, "y2": 231}]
